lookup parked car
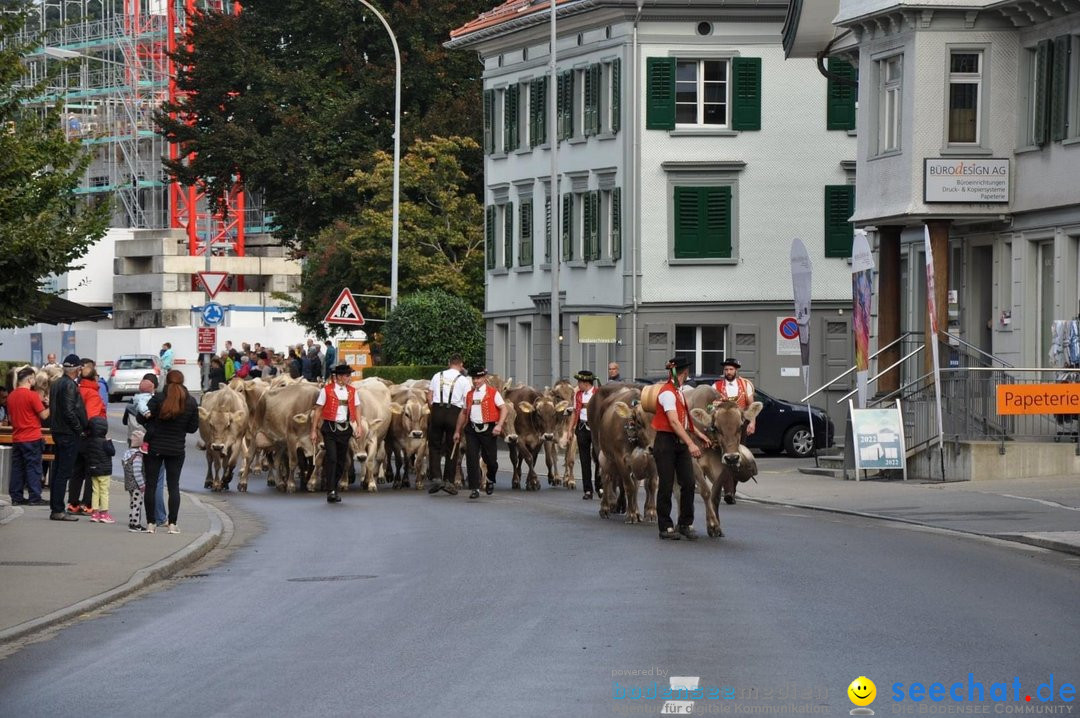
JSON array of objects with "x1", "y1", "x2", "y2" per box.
[
  {"x1": 106, "y1": 354, "x2": 161, "y2": 402},
  {"x1": 632, "y1": 375, "x2": 834, "y2": 457}
]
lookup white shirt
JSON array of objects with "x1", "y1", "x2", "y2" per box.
[
  {"x1": 578, "y1": 388, "x2": 594, "y2": 421},
  {"x1": 468, "y1": 385, "x2": 505, "y2": 424},
  {"x1": 430, "y1": 368, "x2": 469, "y2": 408},
  {"x1": 657, "y1": 386, "x2": 688, "y2": 429},
  {"x1": 315, "y1": 383, "x2": 360, "y2": 422},
  {"x1": 723, "y1": 379, "x2": 740, "y2": 398}
]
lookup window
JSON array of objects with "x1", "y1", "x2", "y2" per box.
[
  {"x1": 1026, "y1": 36, "x2": 1075, "y2": 147},
  {"x1": 529, "y1": 77, "x2": 548, "y2": 147},
  {"x1": 1068, "y1": 35, "x2": 1080, "y2": 140},
  {"x1": 605, "y1": 59, "x2": 622, "y2": 133},
  {"x1": 647, "y1": 57, "x2": 759, "y2": 131},
  {"x1": 503, "y1": 201, "x2": 513, "y2": 268},
  {"x1": 581, "y1": 190, "x2": 600, "y2": 261},
  {"x1": 483, "y1": 90, "x2": 494, "y2": 154},
  {"x1": 947, "y1": 51, "x2": 982, "y2": 144},
  {"x1": 824, "y1": 185, "x2": 855, "y2": 258},
  {"x1": 610, "y1": 187, "x2": 622, "y2": 260},
  {"x1": 673, "y1": 186, "x2": 732, "y2": 259},
  {"x1": 504, "y1": 85, "x2": 521, "y2": 152},
  {"x1": 877, "y1": 55, "x2": 902, "y2": 153},
  {"x1": 557, "y1": 70, "x2": 574, "y2": 140},
  {"x1": 519, "y1": 200, "x2": 533, "y2": 266},
  {"x1": 826, "y1": 56, "x2": 857, "y2": 131},
  {"x1": 674, "y1": 325, "x2": 727, "y2": 376},
  {"x1": 485, "y1": 204, "x2": 512, "y2": 269},
  {"x1": 561, "y1": 193, "x2": 574, "y2": 261},
  {"x1": 676, "y1": 59, "x2": 728, "y2": 125},
  {"x1": 485, "y1": 205, "x2": 495, "y2": 269}
]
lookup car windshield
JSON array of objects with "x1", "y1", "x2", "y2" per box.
[{"x1": 117, "y1": 358, "x2": 154, "y2": 370}]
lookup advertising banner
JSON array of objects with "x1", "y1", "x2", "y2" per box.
[{"x1": 851, "y1": 230, "x2": 874, "y2": 408}]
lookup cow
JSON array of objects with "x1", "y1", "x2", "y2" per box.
[
  {"x1": 198, "y1": 387, "x2": 248, "y2": 492},
  {"x1": 386, "y1": 385, "x2": 430, "y2": 489},
  {"x1": 590, "y1": 385, "x2": 659, "y2": 524},
  {"x1": 242, "y1": 382, "x2": 320, "y2": 493},
  {"x1": 503, "y1": 386, "x2": 568, "y2": 490},
  {"x1": 688, "y1": 400, "x2": 764, "y2": 536},
  {"x1": 544, "y1": 380, "x2": 578, "y2": 488},
  {"x1": 351, "y1": 378, "x2": 392, "y2": 492}
]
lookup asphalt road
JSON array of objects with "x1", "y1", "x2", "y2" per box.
[{"x1": 1, "y1": 408, "x2": 1078, "y2": 716}]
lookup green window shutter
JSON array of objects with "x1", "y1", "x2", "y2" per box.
[
  {"x1": 674, "y1": 187, "x2": 703, "y2": 259},
  {"x1": 590, "y1": 64, "x2": 602, "y2": 135},
  {"x1": 583, "y1": 65, "x2": 595, "y2": 136},
  {"x1": 530, "y1": 78, "x2": 547, "y2": 147},
  {"x1": 485, "y1": 205, "x2": 496, "y2": 269},
  {"x1": 504, "y1": 85, "x2": 519, "y2": 152},
  {"x1": 611, "y1": 187, "x2": 622, "y2": 260},
  {"x1": 646, "y1": 57, "x2": 676, "y2": 130},
  {"x1": 731, "y1": 57, "x2": 762, "y2": 131},
  {"x1": 703, "y1": 187, "x2": 732, "y2": 259},
  {"x1": 561, "y1": 192, "x2": 573, "y2": 261},
  {"x1": 592, "y1": 190, "x2": 601, "y2": 259},
  {"x1": 674, "y1": 187, "x2": 731, "y2": 259},
  {"x1": 556, "y1": 72, "x2": 566, "y2": 140},
  {"x1": 504, "y1": 202, "x2": 513, "y2": 268},
  {"x1": 1050, "y1": 35, "x2": 1070, "y2": 142},
  {"x1": 565, "y1": 71, "x2": 575, "y2": 138},
  {"x1": 519, "y1": 200, "x2": 533, "y2": 266},
  {"x1": 826, "y1": 57, "x2": 857, "y2": 131},
  {"x1": 824, "y1": 185, "x2": 856, "y2": 259},
  {"x1": 611, "y1": 58, "x2": 621, "y2": 134},
  {"x1": 483, "y1": 90, "x2": 494, "y2": 154},
  {"x1": 1034, "y1": 39, "x2": 1051, "y2": 146},
  {"x1": 545, "y1": 196, "x2": 552, "y2": 262}
]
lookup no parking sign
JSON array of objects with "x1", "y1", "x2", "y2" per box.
[{"x1": 776, "y1": 316, "x2": 800, "y2": 356}]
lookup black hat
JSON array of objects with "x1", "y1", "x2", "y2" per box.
[
  {"x1": 573, "y1": 370, "x2": 595, "y2": 382},
  {"x1": 469, "y1": 366, "x2": 488, "y2": 378},
  {"x1": 62, "y1": 354, "x2": 81, "y2": 368},
  {"x1": 666, "y1": 356, "x2": 692, "y2": 371},
  {"x1": 332, "y1": 364, "x2": 352, "y2": 376},
  {"x1": 722, "y1": 357, "x2": 741, "y2": 369}
]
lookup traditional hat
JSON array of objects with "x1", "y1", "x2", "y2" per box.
[
  {"x1": 469, "y1": 366, "x2": 488, "y2": 378},
  {"x1": 332, "y1": 364, "x2": 352, "y2": 376},
  {"x1": 722, "y1": 357, "x2": 742, "y2": 369},
  {"x1": 62, "y1": 354, "x2": 81, "y2": 368},
  {"x1": 573, "y1": 370, "x2": 595, "y2": 382},
  {"x1": 666, "y1": 356, "x2": 692, "y2": 371}
]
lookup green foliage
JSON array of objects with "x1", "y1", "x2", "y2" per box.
[
  {"x1": 157, "y1": 0, "x2": 490, "y2": 248},
  {"x1": 0, "y1": 3, "x2": 110, "y2": 328},
  {"x1": 293, "y1": 136, "x2": 484, "y2": 334},
  {"x1": 362, "y1": 365, "x2": 444, "y2": 384},
  {"x1": 382, "y1": 289, "x2": 484, "y2": 367},
  {"x1": 1, "y1": 361, "x2": 29, "y2": 387}
]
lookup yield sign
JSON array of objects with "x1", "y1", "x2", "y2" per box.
[
  {"x1": 324, "y1": 288, "x2": 365, "y2": 326},
  {"x1": 197, "y1": 271, "x2": 229, "y2": 299}
]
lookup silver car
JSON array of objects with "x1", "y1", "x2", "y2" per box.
[{"x1": 107, "y1": 354, "x2": 161, "y2": 401}]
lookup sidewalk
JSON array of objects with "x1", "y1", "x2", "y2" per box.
[
  {"x1": 739, "y1": 468, "x2": 1080, "y2": 555},
  {"x1": 0, "y1": 479, "x2": 225, "y2": 644}
]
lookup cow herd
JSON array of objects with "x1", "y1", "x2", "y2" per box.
[{"x1": 197, "y1": 373, "x2": 763, "y2": 539}]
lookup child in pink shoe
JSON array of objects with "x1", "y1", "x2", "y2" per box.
[{"x1": 85, "y1": 416, "x2": 116, "y2": 524}]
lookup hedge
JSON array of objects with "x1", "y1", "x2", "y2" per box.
[{"x1": 362, "y1": 365, "x2": 444, "y2": 384}]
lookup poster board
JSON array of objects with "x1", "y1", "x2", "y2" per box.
[
  {"x1": 849, "y1": 401, "x2": 906, "y2": 479},
  {"x1": 337, "y1": 339, "x2": 371, "y2": 378}
]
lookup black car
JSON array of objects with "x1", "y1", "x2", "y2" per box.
[{"x1": 632, "y1": 376, "x2": 834, "y2": 458}]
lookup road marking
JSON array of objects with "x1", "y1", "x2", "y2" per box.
[
  {"x1": 661, "y1": 676, "x2": 698, "y2": 715},
  {"x1": 996, "y1": 494, "x2": 1080, "y2": 512}
]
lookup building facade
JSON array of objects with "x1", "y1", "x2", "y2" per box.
[{"x1": 450, "y1": 0, "x2": 858, "y2": 414}]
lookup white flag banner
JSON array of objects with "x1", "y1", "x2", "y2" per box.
[
  {"x1": 923, "y1": 226, "x2": 946, "y2": 476},
  {"x1": 791, "y1": 238, "x2": 814, "y2": 440}
]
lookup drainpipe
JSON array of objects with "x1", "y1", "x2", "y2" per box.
[{"x1": 630, "y1": 0, "x2": 644, "y2": 381}]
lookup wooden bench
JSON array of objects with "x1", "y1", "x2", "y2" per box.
[{"x1": 0, "y1": 426, "x2": 56, "y2": 486}]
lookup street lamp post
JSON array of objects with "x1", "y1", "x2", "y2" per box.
[
  {"x1": 354, "y1": 0, "x2": 401, "y2": 310},
  {"x1": 549, "y1": 0, "x2": 560, "y2": 386}
]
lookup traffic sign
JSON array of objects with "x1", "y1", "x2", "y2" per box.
[
  {"x1": 324, "y1": 288, "x2": 365, "y2": 326},
  {"x1": 779, "y1": 317, "x2": 800, "y2": 340},
  {"x1": 197, "y1": 327, "x2": 217, "y2": 353},
  {"x1": 201, "y1": 301, "x2": 225, "y2": 327},
  {"x1": 197, "y1": 271, "x2": 229, "y2": 299}
]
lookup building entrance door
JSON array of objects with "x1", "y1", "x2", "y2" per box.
[{"x1": 1038, "y1": 241, "x2": 1055, "y2": 366}]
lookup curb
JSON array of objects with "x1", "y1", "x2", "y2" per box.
[
  {"x1": 739, "y1": 496, "x2": 1080, "y2": 559},
  {"x1": 0, "y1": 491, "x2": 229, "y2": 646}
]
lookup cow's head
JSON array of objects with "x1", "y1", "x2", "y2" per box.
[
  {"x1": 691, "y1": 400, "x2": 763, "y2": 467},
  {"x1": 613, "y1": 400, "x2": 656, "y2": 452},
  {"x1": 291, "y1": 410, "x2": 319, "y2": 456},
  {"x1": 502, "y1": 402, "x2": 519, "y2": 445},
  {"x1": 198, "y1": 407, "x2": 246, "y2": 454},
  {"x1": 518, "y1": 397, "x2": 569, "y2": 442}
]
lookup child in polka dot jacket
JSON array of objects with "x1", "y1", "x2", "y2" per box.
[{"x1": 122, "y1": 430, "x2": 148, "y2": 533}]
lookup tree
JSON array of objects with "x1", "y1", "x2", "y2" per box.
[
  {"x1": 157, "y1": 0, "x2": 490, "y2": 248},
  {"x1": 382, "y1": 289, "x2": 484, "y2": 367},
  {"x1": 0, "y1": 4, "x2": 110, "y2": 328},
  {"x1": 292, "y1": 135, "x2": 484, "y2": 333}
]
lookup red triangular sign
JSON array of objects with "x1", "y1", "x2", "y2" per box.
[
  {"x1": 324, "y1": 288, "x2": 365, "y2": 326},
  {"x1": 198, "y1": 271, "x2": 229, "y2": 299}
]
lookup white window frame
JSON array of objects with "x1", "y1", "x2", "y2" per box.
[
  {"x1": 519, "y1": 80, "x2": 531, "y2": 149},
  {"x1": 947, "y1": 49, "x2": 983, "y2": 146},
  {"x1": 674, "y1": 325, "x2": 728, "y2": 376},
  {"x1": 675, "y1": 58, "x2": 730, "y2": 128},
  {"x1": 877, "y1": 54, "x2": 903, "y2": 155}
]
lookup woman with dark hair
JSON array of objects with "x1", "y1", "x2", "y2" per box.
[{"x1": 138, "y1": 369, "x2": 199, "y2": 534}]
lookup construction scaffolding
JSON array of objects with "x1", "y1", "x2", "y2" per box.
[{"x1": 14, "y1": 0, "x2": 273, "y2": 267}]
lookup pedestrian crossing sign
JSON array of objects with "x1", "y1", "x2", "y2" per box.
[{"x1": 324, "y1": 288, "x2": 365, "y2": 326}]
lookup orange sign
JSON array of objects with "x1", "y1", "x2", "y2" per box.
[{"x1": 996, "y1": 384, "x2": 1080, "y2": 415}]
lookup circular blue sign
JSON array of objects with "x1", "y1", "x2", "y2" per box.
[
  {"x1": 779, "y1": 317, "x2": 800, "y2": 340},
  {"x1": 202, "y1": 302, "x2": 225, "y2": 327}
]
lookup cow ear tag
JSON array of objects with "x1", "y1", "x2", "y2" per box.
[{"x1": 630, "y1": 399, "x2": 640, "y2": 407}]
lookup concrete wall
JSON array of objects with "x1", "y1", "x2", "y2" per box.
[
  {"x1": 908, "y1": 440, "x2": 1080, "y2": 480},
  {"x1": 42, "y1": 227, "x2": 130, "y2": 306}
]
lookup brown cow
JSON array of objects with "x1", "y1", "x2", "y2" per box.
[
  {"x1": 242, "y1": 382, "x2": 320, "y2": 493},
  {"x1": 197, "y1": 387, "x2": 248, "y2": 491},
  {"x1": 386, "y1": 385, "x2": 430, "y2": 489},
  {"x1": 590, "y1": 386, "x2": 659, "y2": 523},
  {"x1": 503, "y1": 387, "x2": 568, "y2": 490},
  {"x1": 687, "y1": 400, "x2": 764, "y2": 537},
  {"x1": 545, "y1": 380, "x2": 577, "y2": 488}
]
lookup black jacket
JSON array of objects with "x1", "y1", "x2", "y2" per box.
[
  {"x1": 139, "y1": 391, "x2": 199, "y2": 457},
  {"x1": 48, "y1": 374, "x2": 88, "y2": 437},
  {"x1": 206, "y1": 367, "x2": 227, "y2": 392},
  {"x1": 83, "y1": 416, "x2": 115, "y2": 476}
]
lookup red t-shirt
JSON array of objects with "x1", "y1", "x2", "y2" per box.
[{"x1": 8, "y1": 387, "x2": 45, "y2": 442}]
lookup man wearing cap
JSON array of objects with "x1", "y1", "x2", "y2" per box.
[
  {"x1": 651, "y1": 356, "x2": 711, "y2": 540},
  {"x1": 453, "y1": 367, "x2": 508, "y2": 499},
  {"x1": 566, "y1": 370, "x2": 598, "y2": 500},
  {"x1": 712, "y1": 358, "x2": 757, "y2": 438},
  {"x1": 312, "y1": 364, "x2": 364, "y2": 503},
  {"x1": 426, "y1": 354, "x2": 469, "y2": 496},
  {"x1": 47, "y1": 354, "x2": 88, "y2": 521}
]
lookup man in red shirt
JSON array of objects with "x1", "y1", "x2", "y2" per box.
[{"x1": 8, "y1": 367, "x2": 50, "y2": 505}]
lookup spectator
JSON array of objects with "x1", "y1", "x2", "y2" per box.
[
  {"x1": 8, "y1": 367, "x2": 49, "y2": 506},
  {"x1": 43, "y1": 353, "x2": 60, "y2": 370},
  {"x1": 287, "y1": 349, "x2": 303, "y2": 379},
  {"x1": 224, "y1": 350, "x2": 237, "y2": 381},
  {"x1": 122, "y1": 429, "x2": 148, "y2": 532},
  {"x1": 160, "y1": 342, "x2": 174, "y2": 371},
  {"x1": 300, "y1": 346, "x2": 313, "y2": 381},
  {"x1": 0, "y1": 386, "x2": 8, "y2": 424},
  {"x1": 47, "y1": 354, "x2": 87, "y2": 522},
  {"x1": 123, "y1": 378, "x2": 156, "y2": 441},
  {"x1": 323, "y1": 340, "x2": 337, "y2": 381},
  {"x1": 69, "y1": 363, "x2": 106, "y2": 515},
  {"x1": 307, "y1": 345, "x2": 322, "y2": 382},
  {"x1": 138, "y1": 370, "x2": 199, "y2": 534},
  {"x1": 206, "y1": 358, "x2": 227, "y2": 391},
  {"x1": 84, "y1": 416, "x2": 116, "y2": 524}
]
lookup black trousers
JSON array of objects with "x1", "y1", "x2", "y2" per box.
[
  {"x1": 50, "y1": 434, "x2": 79, "y2": 514},
  {"x1": 464, "y1": 425, "x2": 498, "y2": 491},
  {"x1": 321, "y1": 422, "x2": 352, "y2": 493},
  {"x1": 652, "y1": 431, "x2": 695, "y2": 532},
  {"x1": 68, "y1": 449, "x2": 93, "y2": 508},
  {"x1": 427, "y1": 405, "x2": 461, "y2": 483},
  {"x1": 576, "y1": 424, "x2": 593, "y2": 492},
  {"x1": 144, "y1": 453, "x2": 184, "y2": 525}
]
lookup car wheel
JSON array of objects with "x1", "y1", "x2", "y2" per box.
[{"x1": 783, "y1": 425, "x2": 815, "y2": 458}]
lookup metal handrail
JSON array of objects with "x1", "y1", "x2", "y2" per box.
[
  {"x1": 938, "y1": 330, "x2": 1014, "y2": 368},
  {"x1": 870, "y1": 370, "x2": 934, "y2": 407},
  {"x1": 837, "y1": 345, "x2": 924, "y2": 403},
  {"x1": 801, "y1": 331, "x2": 917, "y2": 403}
]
